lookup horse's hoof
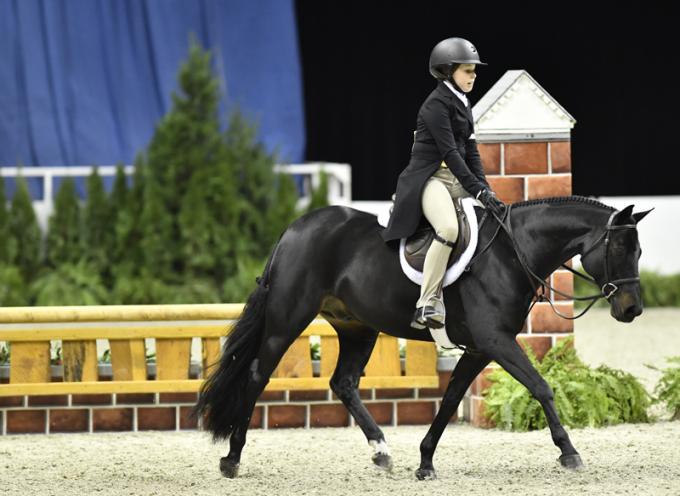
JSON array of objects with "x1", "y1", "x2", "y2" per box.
[
  {"x1": 372, "y1": 453, "x2": 393, "y2": 471},
  {"x1": 558, "y1": 453, "x2": 584, "y2": 470},
  {"x1": 219, "y1": 457, "x2": 240, "y2": 478},
  {"x1": 415, "y1": 467, "x2": 437, "y2": 480}
]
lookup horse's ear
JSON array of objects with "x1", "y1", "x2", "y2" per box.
[
  {"x1": 614, "y1": 204, "x2": 635, "y2": 224},
  {"x1": 632, "y1": 208, "x2": 654, "y2": 224}
]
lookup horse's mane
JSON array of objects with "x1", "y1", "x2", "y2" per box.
[{"x1": 511, "y1": 195, "x2": 615, "y2": 211}]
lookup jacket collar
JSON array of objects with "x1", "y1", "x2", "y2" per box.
[{"x1": 435, "y1": 80, "x2": 474, "y2": 126}]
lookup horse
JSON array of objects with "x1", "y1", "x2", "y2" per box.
[{"x1": 193, "y1": 195, "x2": 651, "y2": 480}]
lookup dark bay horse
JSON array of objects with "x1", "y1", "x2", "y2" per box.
[{"x1": 194, "y1": 195, "x2": 650, "y2": 480}]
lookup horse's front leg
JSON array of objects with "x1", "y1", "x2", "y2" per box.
[
  {"x1": 416, "y1": 351, "x2": 491, "y2": 480},
  {"x1": 482, "y1": 336, "x2": 583, "y2": 469}
]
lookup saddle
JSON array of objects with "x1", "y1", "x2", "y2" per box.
[{"x1": 394, "y1": 197, "x2": 472, "y2": 272}]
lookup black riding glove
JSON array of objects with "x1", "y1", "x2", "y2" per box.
[{"x1": 477, "y1": 189, "x2": 506, "y2": 217}]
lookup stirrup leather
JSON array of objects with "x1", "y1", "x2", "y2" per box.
[{"x1": 433, "y1": 232, "x2": 456, "y2": 248}]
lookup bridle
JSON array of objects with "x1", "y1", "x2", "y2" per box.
[
  {"x1": 577, "y1": 209, "x2": 640, "y2": 300},
  {"x1": 466, "y1": 205, "x2": 640, "y2": 320}
]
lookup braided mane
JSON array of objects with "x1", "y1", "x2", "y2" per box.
[{"x1": 512, "y1": 195, "x2": 615, "y2": 211}]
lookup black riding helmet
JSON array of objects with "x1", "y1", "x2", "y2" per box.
[{"x1": 429, "y1": 37, "x2": 487, "y2": 80}]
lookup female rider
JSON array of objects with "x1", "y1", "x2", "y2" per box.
[{"x1": 380, "y1": 37, "x2": 505, "y2": 330}]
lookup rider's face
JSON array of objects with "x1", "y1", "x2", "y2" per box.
[{"x1": 452, "y1": 64, "x2": 477, "y2": 93}]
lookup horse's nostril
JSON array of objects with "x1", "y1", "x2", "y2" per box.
[{"x1": 624, "y1": 305, "x2": 642, "y2": 320}]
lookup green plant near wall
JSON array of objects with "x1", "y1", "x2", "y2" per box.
[
  {"x1": 0, "y1": 344, "x2": 9, "y2": 365},
  {"x1": 648, "y1": 357, "x2": 680, "y2": 420},
  {"x1": 483, "y1": 337, "x2": 651, "y2": 431}
]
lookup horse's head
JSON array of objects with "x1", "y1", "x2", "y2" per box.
[{"x1": 580, "y1": 204, "x2": 653, "y2": 323}]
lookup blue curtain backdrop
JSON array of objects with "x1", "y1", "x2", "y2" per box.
[{"x1": 0, "y1": 0, "x2": 305, "y2": 169}]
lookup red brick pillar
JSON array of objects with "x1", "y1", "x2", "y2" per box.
[{"x1": 465, "y1": 70, "x2": 576, "y2": 426}]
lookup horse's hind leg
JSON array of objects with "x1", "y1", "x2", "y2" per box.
[
  {"x1": 220, "y1": 301, "x2": 320, "y2": 478},
  {"x1": 327, "y1": 325, "x2": 393, "y2": 470},
  {"x1": 416, "y1": 351, "x2": 491, "y2": 480}
]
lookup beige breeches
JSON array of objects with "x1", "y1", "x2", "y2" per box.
[{"x1": 416, "y1": 166, "x2": 472, "y2": 308}]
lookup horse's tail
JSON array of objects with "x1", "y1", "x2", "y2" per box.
[{"x1": 193, "y1": 239, "x2": 280, "y2": 441}]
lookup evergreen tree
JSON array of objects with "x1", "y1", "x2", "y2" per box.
[
  {"x1": 108, "y1": 163, "x2": 129, "y2": 270},
  {"x1": 144, "y1": 37, "x2": 231, "y2": 276},
  {"x1": 264, "y1": 172, "x2": 300, "y2": 246},
  {"x1": 8, "y1": 177, "x2": 42, "y2": 282},
  {"x1": 226, "y1": 110, "x2": 292, "y2": 259},
  {"x1": 139, "y1": 164, "x2": 174, "y2": 280},
  {"x1": 0, "y1": 176, "x2": 11, "y2": 264},
  {"x1": 113, "y1": 154, "x2": 145, "y2": 278},
  {"x1": 305, "y1": 169, "x2": 330, "y2": 214},
  {"x1": 45, "y1": 178, "x2": 82, "y2": 267},
  {"x1": 82, "y1": 168, "x2": 111, "y2": 277}
]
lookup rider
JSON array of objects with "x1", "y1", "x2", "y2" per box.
[{"x1": 380, "y1": 37, "x2": 505, "y2": 330}]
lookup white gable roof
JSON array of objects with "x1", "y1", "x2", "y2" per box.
[{"x1": 472, "y1": 70, "x2": 576, "y2": 140}]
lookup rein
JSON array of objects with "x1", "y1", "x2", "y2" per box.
[{"x1": 468, "y1": 204, "x2": 640, "y2": 320}]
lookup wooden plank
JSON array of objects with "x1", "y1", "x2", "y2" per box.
[
  {"x1": 319, "y1": 336, "x2": 339, "y2": 377},
  {"x1": 0, "y1": 304, "x2": 243, "y2": 323},
  {"x1": 0, "y1": 375, "x2": 440, "y2": 396},
  {"x1": 155, "y1": 338, "x2": 191, "y2": 380},
  {"x1": 364, "y1": 334, "x2": 401, "y2": 377},
  {"x1": 109, "y1": 339, "x2": 147, "y2": 381},
  {"x1": 0, "y1": 325, "x2": 228, "y2": 342},
  {"x1": 273, "y1": 336, "x2": 313, "y2": 378},
  {"x1": 9, "y1": 342, "x2": 51, "y2": 384},
  {"x1": 405, "y1": 341, "x2": 438, "y2": 377},
  {"x1": 201, "y1": 338, "x2": 222, "y2": 378},
  {"x1": 0, "y1": 321, "x2": 334, "y2": 342},
  {"x1": 0, "y1": 305, "x2": 339, "y2": 326},
  {"x1": 62, "y1": 340, "x2": 98, "y2": 382}
]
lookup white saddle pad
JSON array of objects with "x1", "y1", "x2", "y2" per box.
[
  {"x1": 377, "y1": 197, "x2": 481, "y2": 349},
  {"x1": 378, "y1": 197, "x2": 480, "y2": 288}
]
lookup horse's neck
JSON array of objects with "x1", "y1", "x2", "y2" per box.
[{"x1": 511, "y1": 203, "x2": 611, "y2": 279}]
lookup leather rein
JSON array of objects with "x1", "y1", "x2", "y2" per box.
[{"x1": 466, "y1": 205, "x2": 640, "y2": 320}]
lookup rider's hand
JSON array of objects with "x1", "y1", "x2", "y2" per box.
[{"x1": 477, "y1": 189, "x2": 506, "y2": 217}]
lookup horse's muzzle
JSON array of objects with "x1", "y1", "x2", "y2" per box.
[{"x1": 610, "y1": 292, "x2": 643, "y2": 323}]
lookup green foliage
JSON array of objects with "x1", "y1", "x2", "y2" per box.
[
  {"x1": 45, "y1": 178, "x2": 82, "y2": 267},
  {"x1": 139, "y1": 167, "x2": 174, "y2": 280},
  {"x1": 109, "y1": 273, "x2": 174, "y2": 305},
  {"x1": 0, "y1": 343, "x2": 9, "y2": 365},
  {"x1": 144, "y1": 36, "x2": 236, "y2": 281},
  {"x1": 305, "y1": 169, "x2": 330, "y2": 214},
  {"x1": 8, "y1": 176, "x2": 42, "y2": 282},
  {"x1": 2, "y1": 38, "x2": 301, "y2": 306},
  {"x1": 112, "y1": 155, "x2": 145, "y2": 279},
  {"x1": 51, "y1": 346, "x2": 62, "y2": 365},
  {"x1": 639, "y1": 271, "x2": 680, "y2": 307},
  {"x1": 226, "y1": 110, "x2": 286, "y2": 260},
  {"x1": 484, "y1": 337, "x2": 651, "y2": 431},
  {"x1": 575, "y1": 270, "x2": 680, "y2": 308},
  {"x1": 222, "y1": 256, "x2": 267, "y2": 303},
  {"x1": 82, "y1": 168, "x2": 112, "y2": 278},
  {"x1": 163, "y1": 279, "x2": 221, "y2": 304},
  {"x1": 0, "y1": 176, "x2": 11, "y2": 264},
  {"x1": 0, "y1": 264, "x2": 28, "y2": 305},
  {"x1": 310, "y1": 342, "x2": 320, "y2": 361},
  {"x1": 99, "y1": 349, "x2": 111, "y2": 364},
  {"x1": 649, "y1": 356, "x2": 680, "y2": 420},
  {"x1": 266, "y1": 172, "x2": 300, "y2": 244},
  {"x1": 31, "y1": 262, "x2": 108, "y2": 306}
]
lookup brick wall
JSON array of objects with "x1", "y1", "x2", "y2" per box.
[
  {"x1": 465, "y1": 140, "x2": 573, "y2": 427},
  {"x1": 0, "y1": 370, "x2": 459, "y2": 435}
]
